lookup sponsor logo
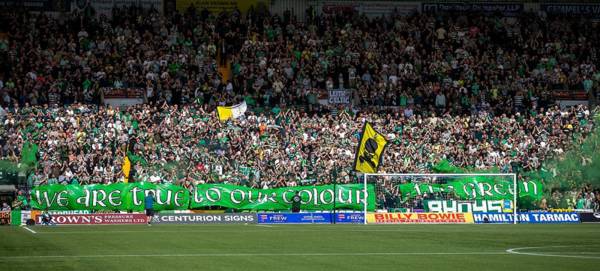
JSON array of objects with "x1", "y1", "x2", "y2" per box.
[
  {"x1": 336, "y1": 213, "x2": 364, "y2": 224},
  {"x1": 473, "y1": 212, "x2": 580, "y2": 224},
  {"x1": 258, "y1": 213, "x2": 332, "y2": 224},
  {"x1": 367, "y1": 213, "x2": 474, "y2": 224},
  {"x1": 154, "y1": 213, "x2": 257, "y2": 224},
  {"x1": 36, "y1": 213, "x2": 147, "y2": 225}
]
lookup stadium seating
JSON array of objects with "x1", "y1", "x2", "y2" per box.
[{"x1": 0, "y1": 6, "x2": 598, "y2": 189}]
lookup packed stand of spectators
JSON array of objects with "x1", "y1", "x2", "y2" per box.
[
  {"x1": 1, "y1": 7, "x2": 599, "y2": 110},
  {"x1": 0, "y1": 102, "x2": 594, "y2": 189},
  {"x1": 0, "y1": 7, "x2": 598, "y2": 190}
]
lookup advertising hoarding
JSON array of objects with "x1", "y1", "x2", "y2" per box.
[
  {"x1": 153, "y1": 213, "x2": 257, "y2": 224},
  {"x1": 367, "y1": 213, "x2": 474, "y2": 224}
]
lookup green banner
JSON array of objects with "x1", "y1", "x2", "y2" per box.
[
  {"x1": 30, "y1": 183, "x2": 375, "y2": 211},
  {"x1": 399, "y1": 179, "x2": 543, "y2": 201},
  {"x1": 10, "y1": 210, "x2": 21, "y2": 226}
]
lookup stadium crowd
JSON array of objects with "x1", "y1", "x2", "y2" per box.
[
  {"x1": 0, "y1": 6, "x2": 598, "y2": 193},
  {"x1": 1, "y1": 98, "x2": 595, "y2": 189}
]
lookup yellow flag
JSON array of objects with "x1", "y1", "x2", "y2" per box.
[
  {"x1": 354, "y1": 122, "x2": 388, "y2": 173},
  {"x1": 217, "y1": 101, "x2": 247, "y2": 122},
  {"x1": 122, "y1": 155, "x2": 131, "y2": 183}
]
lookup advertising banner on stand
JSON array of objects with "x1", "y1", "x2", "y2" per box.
[
  {"x1": 399, "y1": 180, "x2": 543, "y2": 201},
  {"x1": 256, "y1": 212, "x2": 364, "y2": 224},
  {"x1": 153, "y1": 213, "x2": 257, "y2": 224},
  {"x1": 257, "y1": 213, "x2": 332, "y2": 224},
  {"x1": 367, "y1": 213, "x2": 474, "y2": 224},
  {"x1": 541, "y1": 4, "x2": 600, "y2": 20},
  {"x1": 34, "y1": 213, "x2": 147, "y2": 225},
  {"x1": 71, "y1": 0, "x2": 163, "y2": 18},
  {"x1": 102, "y1": 87, "x2": 145, "y2": 107},
  {"x1": 0, "y1": 0, "x2": 71, "y2": 12},
  {"x1": 318, "y1": 1, "x2": 419, "y2": 17},
  {"x1": 176, "y1": 0, "x2": 269, "y2": 13},
  {"x1": 328, "y1": 89, "x2": 351, "y2": 104},
  {"x1": 473, "y1": 212, "x2": 580, "y2": 224},
  {"x1": 422, "y1": 3, "x2": 523, "y2": 16},
  {"x1": 0, "y1": 211, "x2": 10, "y2": 225},
  {"x1": 580, "y1": 212, "x2": 600, "y2": 223},
  {"x1": 335, "y1": 212, "x2": 364, "y2": 224}
]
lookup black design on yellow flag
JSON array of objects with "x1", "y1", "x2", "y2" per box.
[{"x1": 354, "y1": 122, "x2": 388, "y2": 173}]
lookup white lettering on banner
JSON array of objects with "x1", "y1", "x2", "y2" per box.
[
  {"x1": 108, "y1": 190, "x2": 122, "y2": 206},
  {"x1": 477, "y1": 183, "x2": 494, "y2": 197},
  {"x1": 337, "y1": 189, "x2": 352, "y2": 204},
  {"x1": 463, "y1": 182, "x2": 477, "y2": 198},
  {"x1": 282, "y1": 190, "x2": 294, "y2": 204},
  {"x1": 92, "y1": 190, "x2": 107, "y2": 207},
  {"x1": 154, "y1": 189, "x2": 173, "y2": 205},
  {"x1": 75, "y1": 190, "x2": 90, "y2": 206},
  {"x1": 132, "y1": 187, "x2": 143, "y2": 205},
  {"x1": 230, "y1": 189, "x2": 245, "y2": 204},
  {"x1": 319, "y1": 189, "x2": 334, "y2": 205},
  {"x1": 174, "y1": 191, "x2": 184, "y2": 207},
  {"x1": 427, "y1": 200, "x2": 504, "y2": 213},
  {"x1": 253, "y1": 192, "x2": 277, "y2": 204},
  {"x1": 56, "y1": 191, "x2": 69, "y2": 207},
  {"x1": 36, "y1": 190, "x2": 61, "y2": 208},
  {"x1": 194, "y1": 188, "x2": 223, "y2": 203},
  {"x1": 328, "y1": 90, "x2": 350, "y2": 104},
  {"x1": 493, "y1": 183, "x2": 507, "y2": 196},
  {"x1": 299, "y1": 190, "x2": 312, "y2": 205},
  {"x1": 521, "y1": 181, "x2": 539, "y2": 196},
  {"x1": 206, "y1": 188, "x2": 221, "y2": 202},
  {"x1": 415, "y1": 183, "x2": 518, "y2": 198}
]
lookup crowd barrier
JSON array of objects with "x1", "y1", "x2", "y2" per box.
[{"x1": 2, "y1": 211, "x2": 595, "y2": 225}]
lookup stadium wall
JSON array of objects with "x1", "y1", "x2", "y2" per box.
[
  {"x1": 268, "y1": 1, "x2": 600, "y2": 21},
  {"x1": 270, "y1": 0, "x2": 308, "y2": 21}
]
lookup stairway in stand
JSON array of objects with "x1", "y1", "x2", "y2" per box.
[{"x1": 217, "y1": 40, "x2": 232, "y2": 84}]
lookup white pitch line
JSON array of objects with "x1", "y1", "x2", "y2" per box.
[
  {"x1": 255, "y1": 224, "x2": 274, "y2": 228},
  {"x1": 506, "y1": 246, "x2": 600, "y2": 260},
  {"x1": 0, "y1": 251, "x2": 507, "y2": 260},
  {"x1": 22, "y1": 226, "x2": 37, "y2": 234},
  {"x1": 28, "y1": 228, "x2": 463, "y2": 234}
]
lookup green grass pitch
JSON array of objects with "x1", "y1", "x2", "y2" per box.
[{"x1": 1, "y1": 224, "x2": 599, "y2": 271}]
